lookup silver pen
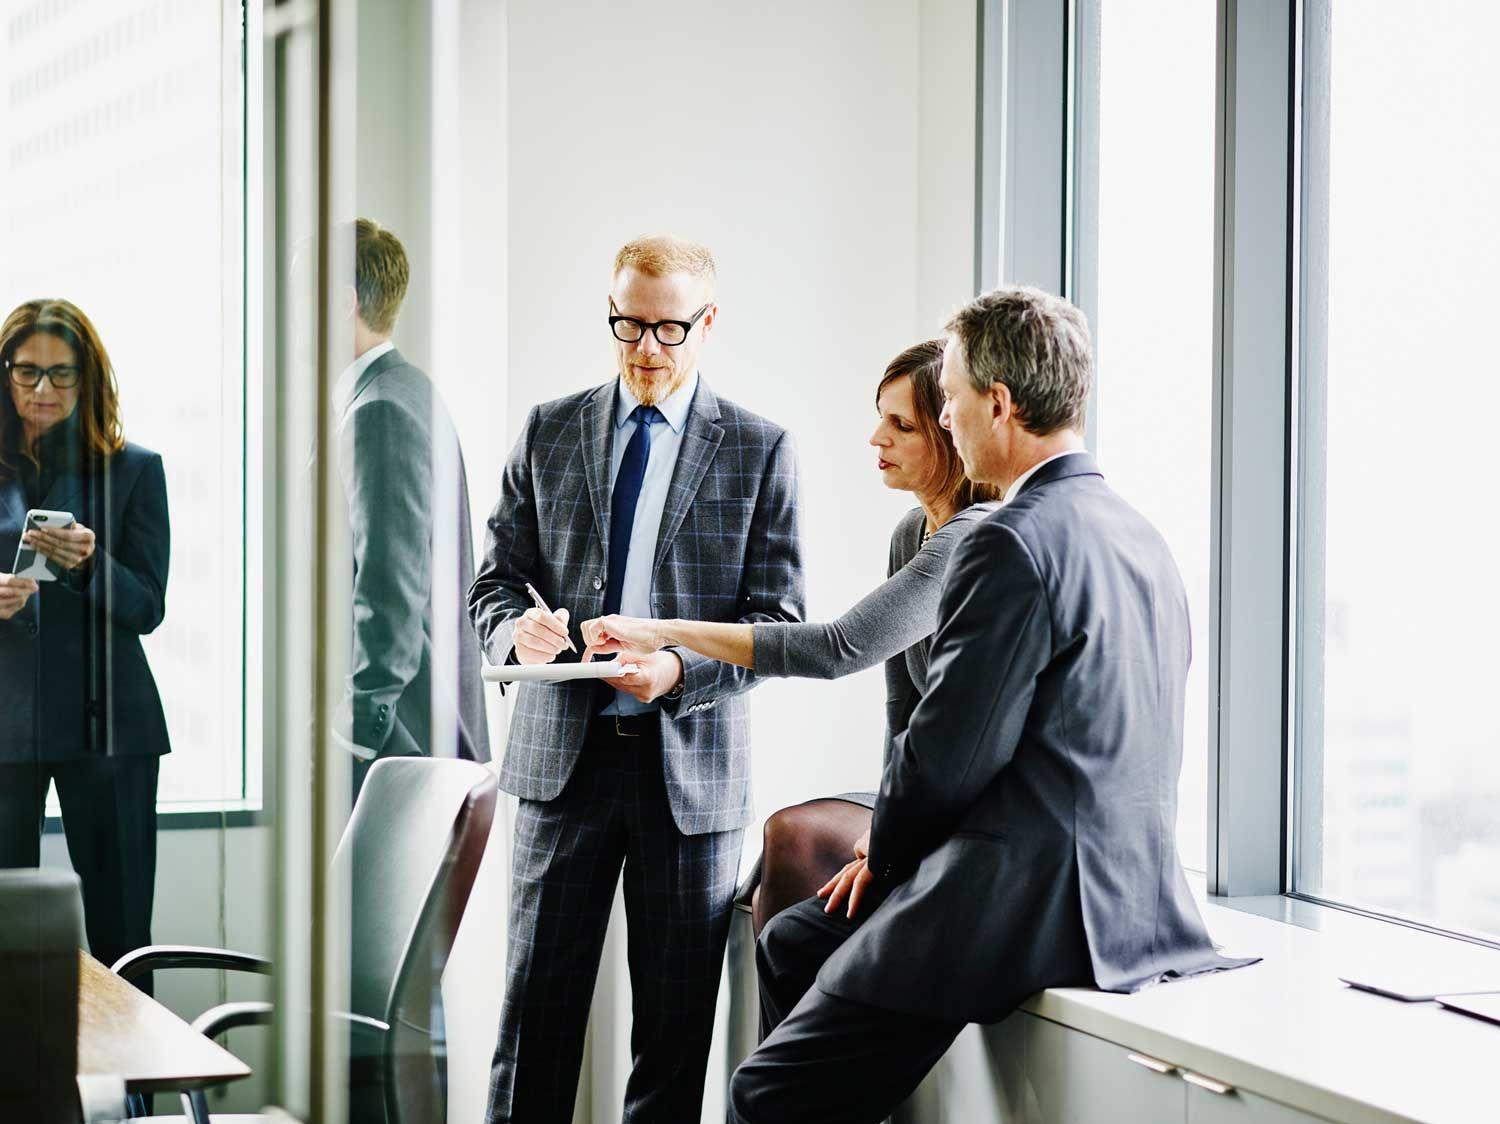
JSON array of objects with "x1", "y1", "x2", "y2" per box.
[{"x1": 524, "y1": 581, "x2": 579, "y2": 654}]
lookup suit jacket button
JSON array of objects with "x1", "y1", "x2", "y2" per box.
[
  {"x1": 593, "y1": 575, "x2": 604, "y2": 591},
  {"x1": 26, "y1": 621, "x2": 38, "y2": 636}
]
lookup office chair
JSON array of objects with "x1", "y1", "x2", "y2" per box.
[
  {"x1": 120, "y1": 757, "x2": 497, "y2": 1124},
  {"x1": 0, "y1": 868, "x2": 128, "y2": 1122},
  {"x1": 747, "y1": 797, "x2": 872, "y2": 937}
]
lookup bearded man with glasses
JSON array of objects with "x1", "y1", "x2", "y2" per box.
[{"x1": 469, "y1": 234, "x2": 806, "y2": 1124}]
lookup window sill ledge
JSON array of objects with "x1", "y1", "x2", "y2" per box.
[
  {"x1": 1021, "y1": 883, "x2": 1500, "y2": 1123},
  {"x1": 44, "y1": 803, "x2": 266, "y2": 833}
]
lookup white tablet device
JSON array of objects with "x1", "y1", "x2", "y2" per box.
[
  {"x1": 11, "y1": 509, "x2": 75, "y2": 582},
  {"x1": 482, "y1": 660, "x2": 640, "y2": 684}
]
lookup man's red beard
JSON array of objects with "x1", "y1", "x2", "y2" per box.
[{"x1": 621, "y1": 358, "x2": 679, "y2": 405}]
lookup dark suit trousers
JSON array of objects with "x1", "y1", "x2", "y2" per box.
[
  {"x1": 485, "y1": 721, "x2": 744, "y2": 1124},
  {"x1": 728, "y1": 896, "x2": 964, "y2": 1124},
  {"x1": 0, "y1": 757, "x2": 158, "y2": 991}
]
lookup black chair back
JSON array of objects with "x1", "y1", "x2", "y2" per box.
[
  {"x1": 0, "y1": 869, "x2": 85, "y2": 1124},
  {"x1": 333, "y1": 757, "x2": 496, "y2": 1124}
]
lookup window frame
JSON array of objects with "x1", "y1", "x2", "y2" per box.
[
  {"x1": 979, "y1": 0, "x2": 1500, "y2": 948},
  {"x1": 31, "y1": 0, "x2": 260, "y2": 825}
]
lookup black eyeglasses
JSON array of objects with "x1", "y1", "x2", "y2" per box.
[
  {"x1": 4, "y1": 361, "x2": 82, "y2": 389},
  {"x1": 608, "y1": 300, "x2": 710, "y2": 347}
]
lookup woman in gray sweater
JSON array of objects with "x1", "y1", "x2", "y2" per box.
[{"x1": 583, "y1": 339, "x2": 1000, "y2": 932}]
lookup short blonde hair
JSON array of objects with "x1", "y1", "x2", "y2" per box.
[
  {"x1": 354, "y1": 218, "x2": 410, "y2": 334},
  {"x1": 613, "y1": 234, "x2": 716, "y2": 290}
]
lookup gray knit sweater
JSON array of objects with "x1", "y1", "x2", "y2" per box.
[{"x1": 752, "y1": 502, "x2": 996, "y2": 772}]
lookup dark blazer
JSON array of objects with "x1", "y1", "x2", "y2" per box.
[
  {"x1": 820, "y1": 453, "x2": 1252, "y2": 1021},
  {"x1": 0, "y1": 442, "x2": 170, "y2": 762},
  {"x1": 469, "y1": 376, "x2": 806, "y2": 835},
  {"x1": 336, "y1": 347, "x2": 490, "y2": 764}
]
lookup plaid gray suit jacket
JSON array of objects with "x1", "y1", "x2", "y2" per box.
[{"x1": 469, "y1": 376, "x2": 806, "y2": 835}]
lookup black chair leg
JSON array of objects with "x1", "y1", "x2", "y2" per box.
[{"x1": 179, "y1": 1089, "x2": 210, "y2": 1124}]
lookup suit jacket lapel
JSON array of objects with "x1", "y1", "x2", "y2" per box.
[
  {"x1": 580, "y1": 382, "x2": 617, "y2": 551},
  {"x1": 40, "y1": 464, "x2": 85, "y2": 519},
  {"x1": 0, "y1": 474, "x2": 25, "y2": 529},
  {"x1": 652, "y1": 379, "x2": 724, "y2": 577}
]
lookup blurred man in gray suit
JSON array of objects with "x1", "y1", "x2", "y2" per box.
[
  {"x1": 728, "y1": 287, "x2": 1257, "y2": 1124},
  {"x1": 469, "y1": 234, "x2": 805, "y2": 1124},
  {"x1": 335, "y1": 218, "x2": 490, "y2": 791}
]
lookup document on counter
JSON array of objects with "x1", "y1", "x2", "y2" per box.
[{"x1": 482, "y1": 660, "x2": 640, "y2": 684}]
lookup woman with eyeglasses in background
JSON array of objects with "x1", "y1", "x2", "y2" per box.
[{"x1": 0, "y1": 299, "x2": 170, "y2": 989}]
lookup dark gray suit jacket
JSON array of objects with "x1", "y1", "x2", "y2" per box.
[
  {"x1": 821, "y1": 453, "x2": 1252, "y2": 1021},
  {"x1": 469, "y1": 376, "x2": 805, "y2": 835},
  {"x1": 336, "y1": 348, "x2": 490, "y2": 764},
  {"x1": 0, "y1": 442, "x2": 170, "y2": 762}
]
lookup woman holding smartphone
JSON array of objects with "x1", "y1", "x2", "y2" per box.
[{"x1": 0, "y1": 298, "x2": 170, "y2": 986}]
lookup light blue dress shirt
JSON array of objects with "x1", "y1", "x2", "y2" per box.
[{"x1": 603, "y1": 370, "x2": 699, "y2": 715}]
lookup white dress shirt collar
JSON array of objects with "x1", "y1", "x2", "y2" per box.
[
  {"x1": 1003, "y1": 448, "x2": 1089, "y2": 505},
  {"x1": 335, "y1": 339, "x2": 396, "y2": 407},
  {"x1": 614, "y1": 369, "x2": 699, "y2": 434}
]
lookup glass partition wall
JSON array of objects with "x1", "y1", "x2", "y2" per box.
[
  {"x1": 263, "y1": 0, "x2": 508, "y2": 1118},
  {"x1": 0, "y1": 0, "x2": 501, "y2": 1118},
  {"x1": 0, "y1": 0, "x2": 270, "y2": 1117}
]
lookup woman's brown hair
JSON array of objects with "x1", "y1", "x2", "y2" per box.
[
  {"x1": 0, "y1": 299, "x2": 124, "y2": 476},
  {"x1": 877, "y1": 338, "x2": 1001, "y2": 512}
]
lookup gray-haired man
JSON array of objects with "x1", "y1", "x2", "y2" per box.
[
  {"x1": 470, "y1": 235, "x2": 806, "y2": 1123},
  {"x1": 728, "y1": 287, "x2": 1256, "y2": 1124}
]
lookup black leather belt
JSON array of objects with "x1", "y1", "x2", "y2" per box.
[{"x1": 587, "y1": 712, "x2": 661, "y2": 741}]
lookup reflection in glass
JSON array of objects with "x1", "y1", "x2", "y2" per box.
[{"x1": 333, "y1": 218, "x2": 490, "y2": 788}]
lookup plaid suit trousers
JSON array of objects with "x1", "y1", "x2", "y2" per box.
[
  {"x1": 472, "y1": 377, "x2": 804, "y2": 1123},
  {"x1": 485, "y1": 732, "x2": 743, "y2": 1124}
]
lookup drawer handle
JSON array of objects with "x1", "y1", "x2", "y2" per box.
[
  {"x1": 1126, "y1": 1052, "x2": 1177, "y2": 1075},
  {"x1": 1182, "y1": 1071, "x2": 1236, "y2": 1096}
]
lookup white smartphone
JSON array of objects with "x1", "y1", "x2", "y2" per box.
[{"x1": 11, "y1": 509, "x2": 75, "y2": 581}]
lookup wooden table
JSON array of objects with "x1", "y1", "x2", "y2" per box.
[{"x1": 76, "y1": 951, "x2": 252, "y2": 1093}]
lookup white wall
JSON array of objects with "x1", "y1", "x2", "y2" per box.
[
  {"x1": 346, "y1": 1, "x2": 978, "y2": 1114},
  {"x1": 506, "y1": 0, "x2": 977, "y2": 832},
  {"x1": 503, "y1": 1, "x2": 977, "y2": 1120}
]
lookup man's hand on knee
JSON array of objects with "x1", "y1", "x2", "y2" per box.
[{"x1": 818, "y1": 855, "x2": 875, "y2": 919}]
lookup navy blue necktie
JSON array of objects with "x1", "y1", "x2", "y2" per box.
[{"x1": 603, "y1": 405, "x2": 662, "y2": 617}]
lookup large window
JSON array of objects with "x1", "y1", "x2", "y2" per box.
[
  {"x1": 1293, "y1": 0, "x2": 1500, "y2": 939},
  {"x1": 1091, "y1": 0, "x2": 1217, "y2": 873},
  {"x1": 0, "y1": 1, "x2": 248, "y2": 807}
]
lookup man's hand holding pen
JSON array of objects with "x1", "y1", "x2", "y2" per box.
[{"x1": 513, "y1": 606, "x2": 574, "y2": 664}]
